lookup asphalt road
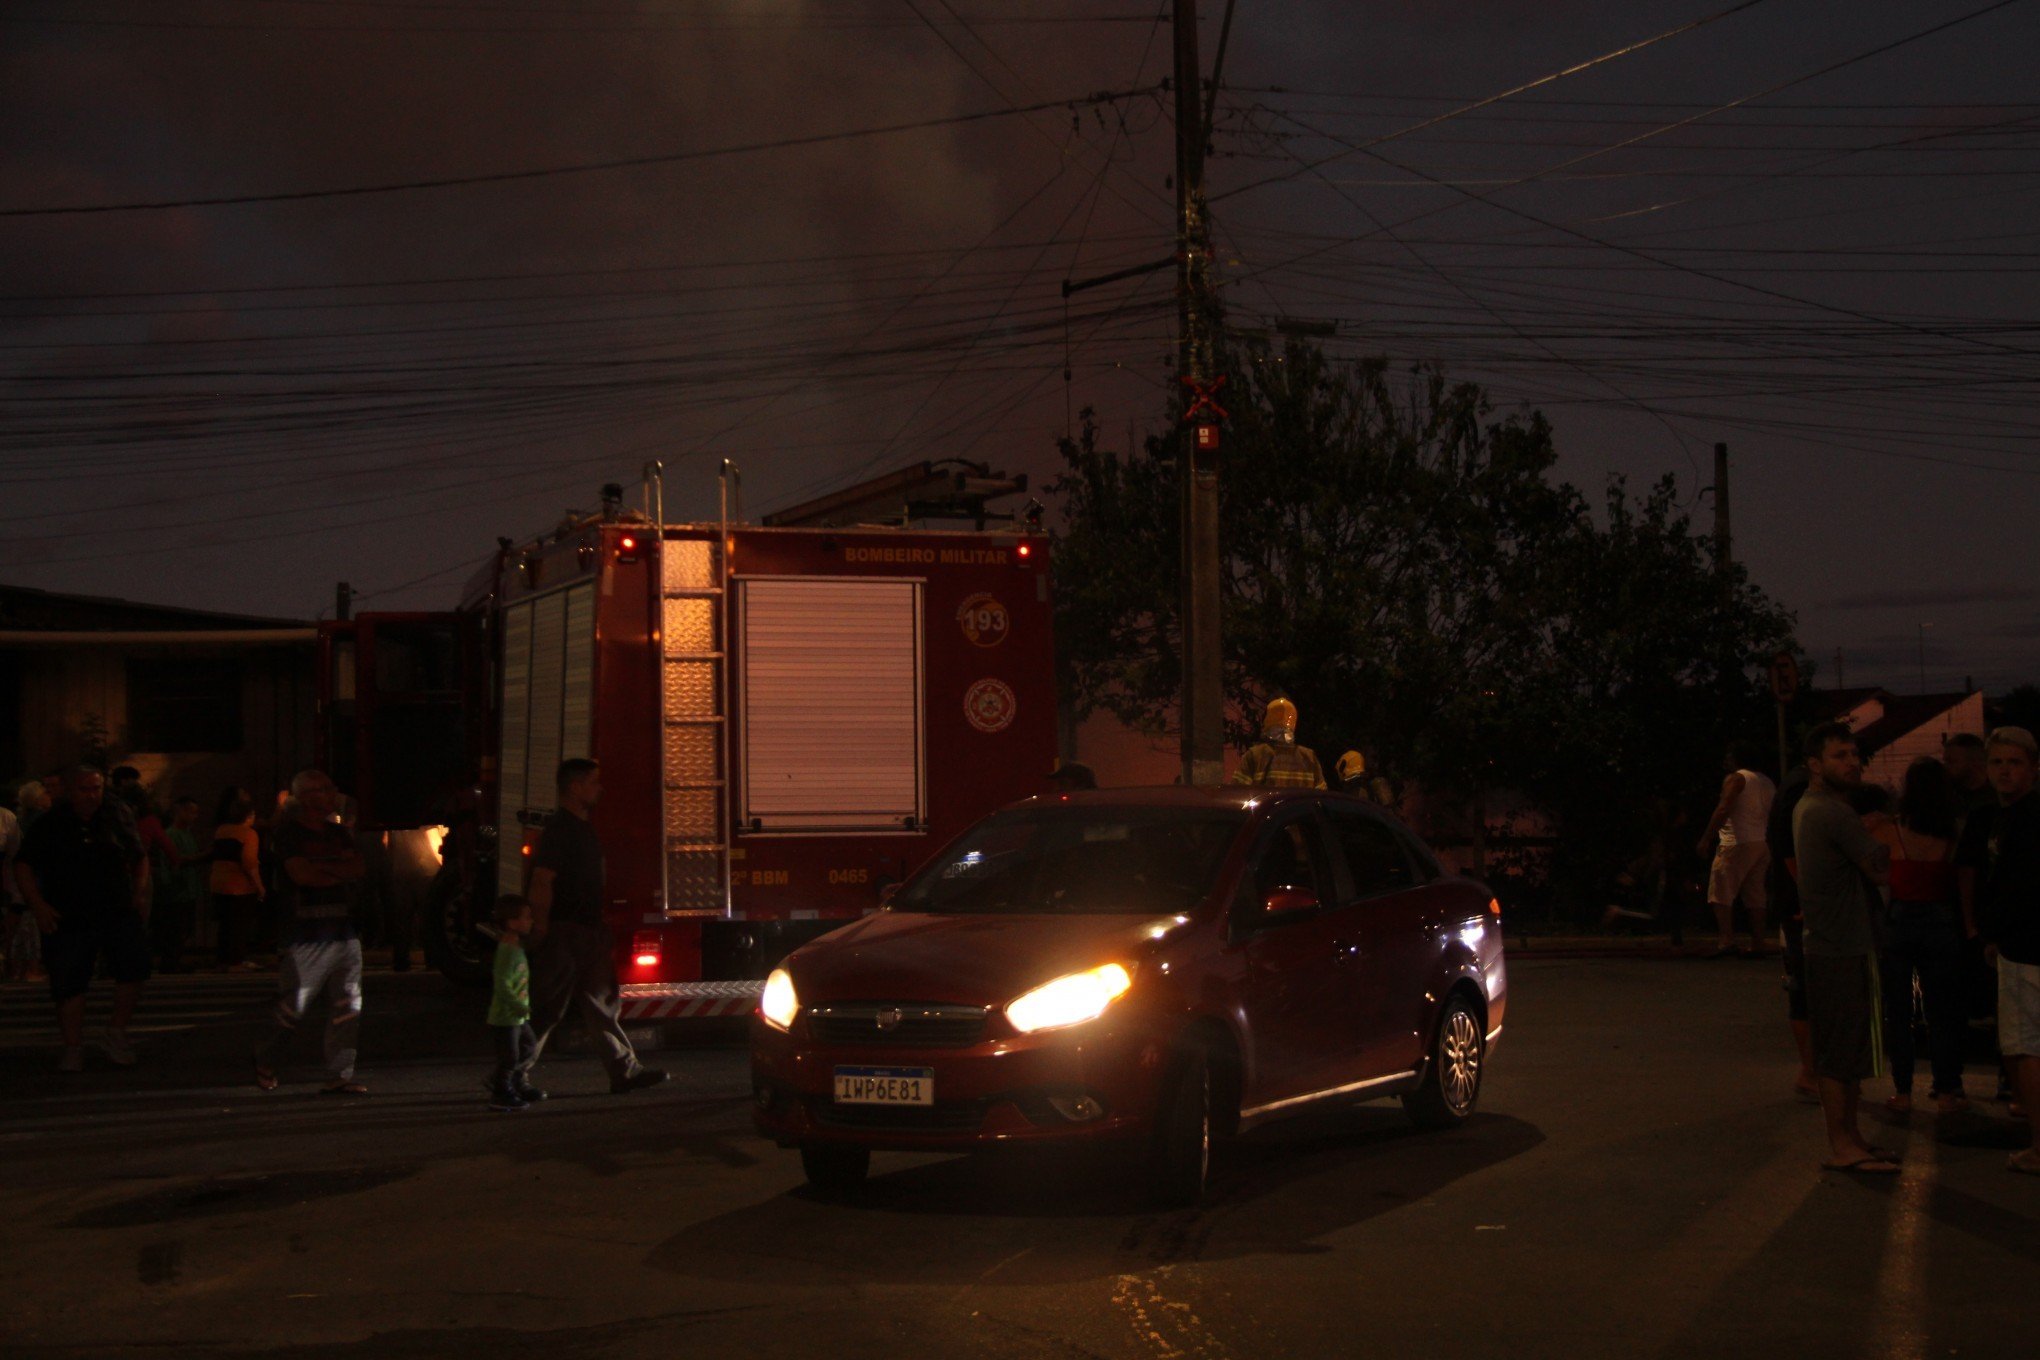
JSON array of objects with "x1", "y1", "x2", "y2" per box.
[{"x1": 1, "y1": 956, "x2": 2034, "y2": 1360}]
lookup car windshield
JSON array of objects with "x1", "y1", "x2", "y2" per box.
[{"x1": 895, "y1": 805, "x2": 1247, "y2": 916}]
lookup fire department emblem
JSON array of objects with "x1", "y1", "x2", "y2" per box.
[
  {"x1": 956, "y1": 592, "x2": 1009, "y2": 648},
  {"x1": 963, "y1": 678, "x2": 1017, "y2": 734}
]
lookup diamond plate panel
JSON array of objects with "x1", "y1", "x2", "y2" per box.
[
  {"x1": 663, "y1": 659, "x2": 718, "y2": 720},
  {"x1": 662, "y1": 538, "x2": 717, "y2": 591},
  {"x1": 664, "y1": 787, "x2": 719, "y2": 841},
  {"x1": 662, "y1": 724, "x2": 721, "y2": 786},
  {"x1": 666, "y1": 851, "x2": 725, "y2": 912},
  {"x1": 662, "y1": 597, "x2": 715, "y2": 656}
]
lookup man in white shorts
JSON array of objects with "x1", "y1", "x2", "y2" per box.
[
  {"x1": 1958, "y1": 726, "x2": 2040, "y2": 1174},
  {"x1": 1699, "y1": 740, "x2": 1777, "y2": 958}
]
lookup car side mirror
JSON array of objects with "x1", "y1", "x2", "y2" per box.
[
  {"x1": 1261, "y1": 884, "x2": 1320, "y2": 917},
  {"x1": 877, "y1": 882, "x2": 900, "y2": 908}
]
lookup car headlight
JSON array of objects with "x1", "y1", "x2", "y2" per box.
[
  {"x1": 1005, "y1": 963, "x2": 1132, "y2": 1034},
  {"x1": 759, "y1": 968, "x2": 799, "y2": 1032}
]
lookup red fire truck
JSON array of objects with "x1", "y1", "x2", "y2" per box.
[{"x1": 318, "y1": 463, "x2": 1055, "y2": 1019}]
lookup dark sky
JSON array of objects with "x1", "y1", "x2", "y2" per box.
[{"x1": 4, "y1": 0, "x2": 2037, "y2": 695}]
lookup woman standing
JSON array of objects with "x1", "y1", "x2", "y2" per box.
[
  {"x1": 210, "y1": 789, "x2": 264, "y2": 971},
  {"x1": 1877, "y1": 758, "x2": 1969, "y2": 1114}
]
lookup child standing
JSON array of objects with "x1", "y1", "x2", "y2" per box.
[{"x1": 487, "y1": 895, "x2": 541, "y2": 1111}]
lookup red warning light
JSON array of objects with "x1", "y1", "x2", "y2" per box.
[
  {"x1": 616, "y1": 532, "x2": 642, "y2": 564},
  {"x1": 631, "y1": 932, "x2": 661, "y2": 969},
  {"x1": 1016, "y1": 542, "x2": 1033, "y2": 560}
]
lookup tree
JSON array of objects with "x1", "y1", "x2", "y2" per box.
[
  {"x1": 1051, "y1": 337, "x2": 1797, "y2": 914},
  {"x1": 1055, "y1": 341, "x2": 1572, "y2": 778}
]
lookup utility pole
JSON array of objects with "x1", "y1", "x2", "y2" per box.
[{"x1": 1176, "y1": 0, "x2": 1224, "y2": 786}]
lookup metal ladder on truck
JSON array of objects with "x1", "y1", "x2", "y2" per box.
[
  {"x1": 625, "y1": 462, "x2": 758, "y2": 1020},
  {"x1": 657, "y1": 526, "x2": 731, "y2": 917}
]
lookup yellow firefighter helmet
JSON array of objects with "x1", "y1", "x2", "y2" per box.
[
  {"x1": 1337, "y1": 750, "x2": 1366, "y2": 784},
  {"x1": 1262, "y1": 697, "x2": 1298, "y2": 743}
]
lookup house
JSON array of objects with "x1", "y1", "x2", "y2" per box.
[
  {"x1": 0, "y1": 583, "x2": 317, "y2": 806},
  {"x1": 1819, "y1": 686, "x2": 1986, "y2": 791}
]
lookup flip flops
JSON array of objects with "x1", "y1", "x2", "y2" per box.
[
  {"x1": 1822, "y1": 1156, "x2": 1901, "y2": 1175},
  {"x1": 319, "y1": 1082, "x2": 369, "y2": 1097}
]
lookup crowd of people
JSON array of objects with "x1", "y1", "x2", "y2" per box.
[
  {"x1": 1701, "y1": 725, "x2": 2040, "y2": 1177},
  {"x1": 2, "y1": 756, "x2": 668, "y2": 1107},
  {"x1": 1, "y1": 764, "x2": 392, "y2": 989}
]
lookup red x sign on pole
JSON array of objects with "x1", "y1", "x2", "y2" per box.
[{"x1": 1180, "y1": 374, "x2": 1228, "y2": 424}]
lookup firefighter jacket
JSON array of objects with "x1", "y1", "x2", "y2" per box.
[{"x1": 1230, "y1": 742, "x2": 1327, "y2": 790}]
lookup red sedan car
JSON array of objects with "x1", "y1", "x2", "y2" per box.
[{"x1": 751, "y1": 787, "x2": 1506, "y2": 1204}]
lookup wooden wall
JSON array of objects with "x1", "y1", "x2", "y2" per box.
[{"x1": 6, "y1": 643, "x2": 315, "y2": 807}]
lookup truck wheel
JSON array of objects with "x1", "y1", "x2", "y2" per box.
[
  {"x1": 423, "y1": 867, "x2": 490, "y2": 989},
  {"x1": 1145, "y1": 1044, "x2": 1214, "y2": 1208},
  {"x1": 1403, "y1": 992, "x2": 1485, "y2": 1131},
  {"x1": 800, "y1": 1144, "x2": 870, "y2": 1195}
]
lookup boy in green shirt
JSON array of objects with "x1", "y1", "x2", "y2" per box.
[{"x1": 487, "y1": 894, "x2": 540, "y2": 1112}]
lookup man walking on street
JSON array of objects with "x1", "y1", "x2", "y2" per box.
[
  {"x1": 1699, "y1": 740, "x2": 1776, "y2": 958},
  {"x1": 254, "y1": 770, "x2": 368, "y2": 1096},
  {"x1": 521, "y1": 759, "x2": 667, "y2": 1094},
  {"x1": 1958, "y1": 727, "x2": 2040, "y2": 1173},
  {"x1": 13, "y1": 767, "x2": 151, "y2": 1072},
  {"x1": 1793, "y1": 723, "x2": 1895, "y2": 1174}
]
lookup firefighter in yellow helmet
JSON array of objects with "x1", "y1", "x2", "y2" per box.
[
  {"x1": 1336, "y1": 750, "x2": 1398, "y2": 808},
  {"x1": 1230, "y1": 698, "x2": 1327, "y2": 790}
]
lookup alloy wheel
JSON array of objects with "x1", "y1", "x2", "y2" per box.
[{"x1": 1441, "y1": 1008, "x2": 1482, "y2": 1115}]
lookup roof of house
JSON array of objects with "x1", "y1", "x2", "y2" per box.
[
  {"x1": 1851, "y1": 692, "x2": 1977, "y2": 755},
  {"x1": 0, "y1": 583, "x2": 309, "y2": 632}
]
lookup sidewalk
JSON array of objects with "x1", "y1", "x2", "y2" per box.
[{"x1": 1504, "y1": 932, "x2": 1783, "y2": 961}]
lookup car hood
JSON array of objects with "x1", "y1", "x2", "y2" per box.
[{"x1": 785, "y1": 910, "x2": 1187, "y2": 1007}]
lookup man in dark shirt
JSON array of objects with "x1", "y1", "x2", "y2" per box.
[
  {"x1": 254, "y1": 769, "x2": 369, "y2": 1096},
  {"x1": 1791, "y1": 724, "x2": 1894, "y2": 1174},
  {"x1": 1958, "y1": 727, "x2": 2040, "y2": 1173},
  {"x1": 14, "y1": 766, "x2": 151, "y2": 1072},
  {"x1": 520, "y1": 758, "x2": 666, "y2": 1095}
]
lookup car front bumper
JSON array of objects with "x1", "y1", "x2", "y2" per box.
[{"x1": 750, "y1": 1011, "x2": 1168, "y2": 1151}]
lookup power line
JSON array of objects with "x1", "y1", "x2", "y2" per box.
[
  {"x1": 0, "y1": 85, "x2": 1160, "y2": 217},
  {"x1": 1210, "y1": 0, "x2": 1780, "y2": 205},
  {"x1": 3, "y1": 5, "x2": 1165, "y2": 36}
]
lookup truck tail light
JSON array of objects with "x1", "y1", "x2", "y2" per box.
[
  {"x1": 617, "y1": 533, "x2": 641, "y2": 563},
  {"x1": 1015, "y1": 541, "x2": 1033, "y2": 561},
  {"x1": 632, "y1": 932, "x2": 661, "y2": 968},
  {"x1": 1488, "y1": 897, "x2": 1503, "y2": 919}
]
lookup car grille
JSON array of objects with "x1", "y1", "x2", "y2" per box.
[
  {"x1": 807, "y1": 1002, "x2": 990, "y2": 1048},
  {"x1": 807, "y1": 1096, "x2": 989, "y2": 1132}
]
